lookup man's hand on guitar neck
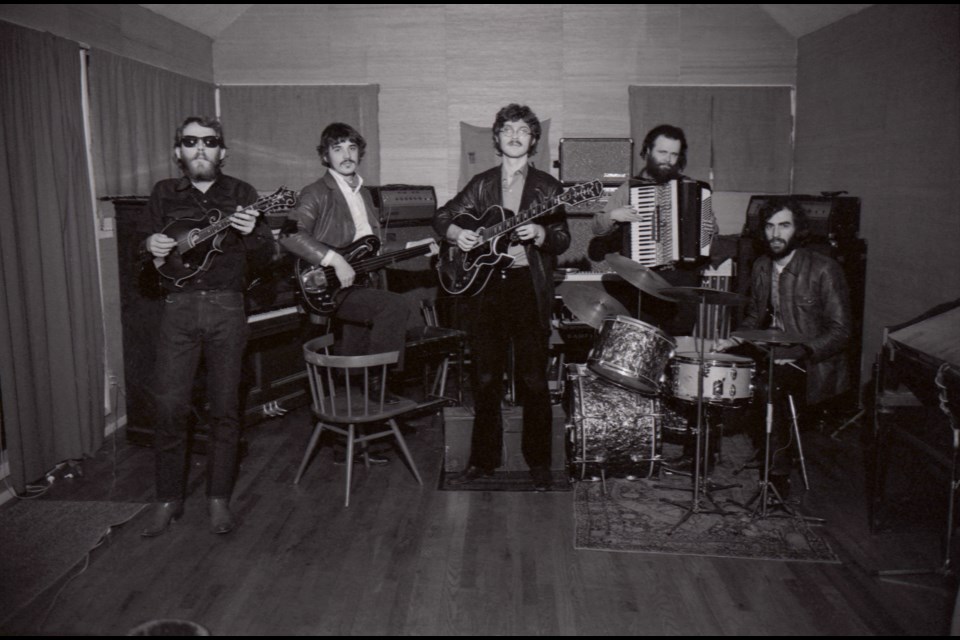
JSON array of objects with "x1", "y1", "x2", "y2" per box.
[
  {"x1": 228, "y1": 205, "x2": 260, "y2": 236},
  {"x1": 146, "y1": 233, "x2": 176, "y2": 258},
  {"x1": 514, "y1": 223, "x2": 545, "y2": 247},
  {"x1": 325, "y1": 251, "x2": 356, "y2": 288}
]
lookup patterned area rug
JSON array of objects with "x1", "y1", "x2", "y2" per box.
[{"x1": 574, "y1": 435, "x2": 840, "y2": 563}]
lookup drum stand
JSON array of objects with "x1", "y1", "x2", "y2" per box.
[
  {"x1": 660, "y1": 293, "x2": 732, "y2": 534},
  {"x1": 728, "y1": 342, "x2": 822, "y2": 522}
]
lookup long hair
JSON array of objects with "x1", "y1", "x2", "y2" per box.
[
  {"x1": 316, "y1": 123, "x2": 366, "y2": 167},
  {"x1": 755, "y1": 197, "x2": 811, "y2": 247},
  {"x1": 639, "y1": 124, "x2": 687, "y2": 171},
  {"x1": 492, "y1": 103, "x2": 542, "y2": 157},
  {"x1": 174, "y1": 116, "x2": 226, "y2": 148}
]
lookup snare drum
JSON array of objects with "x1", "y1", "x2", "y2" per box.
[
  {"x1": 668, "y1": 352, "x2": 755, "y2": 406},
  {"x1": 588, "y1": 316, "x2": 676, "y2": 394},
  {"x1": 566, "y1": 364, "x2": 662, "y2": 479}
]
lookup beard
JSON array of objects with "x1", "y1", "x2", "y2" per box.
[
  {"x1": 645, "y1": 156, "x2": 680, "y2": 183},
  {"x1": 766, "y1": 234, "x2": 798, "y2": 259},
  {"x1": 181, "y1": 155, "x2": 220, "y2": 181}
]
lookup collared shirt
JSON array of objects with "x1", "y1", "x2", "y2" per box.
[
  {"x1": 145, "y1": 174, "x2": 274, "y2": 293},
  {"x1": 502, "y1": 163, "x2": 529, "y2": 268},
  {"x1": 770, "y1": 251, "x2": 795, "y2": 330},
  {"x1": 328, "y1": 169, "x2": 374, "y2": 242}
]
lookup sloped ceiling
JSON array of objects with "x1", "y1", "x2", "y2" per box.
[
  {"x1": 139, "y1": 4, "x2": 873, "y2": 40},
  {"x1": 138, "y1": 4, "x2": 254, "y2": 38}
]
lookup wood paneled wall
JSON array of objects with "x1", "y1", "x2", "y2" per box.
[
  {"x1": 215, "y1": 4, "x2": 796, "y2": 211},
  {"x1": 794, "y1": 4, "x2": 960, "y2": 383},
  {"x1": 0, "y1": 4, "x2": 214, "y2": 81}
]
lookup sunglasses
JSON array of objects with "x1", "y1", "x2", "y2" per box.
[{"x1": 180, "y1": 135, "x2": 223, "y2": 149}]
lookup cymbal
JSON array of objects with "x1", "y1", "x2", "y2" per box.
[
  {"x1": 561, "y1": 283, "x2": 630, "y2": 329},
  {"x1": 731, "y1": 329, "x2": 807, "y2": 345},
  {"x1": 660, "y1": 286, "x2": 749, "y2": 307},
  {"x1": 604, "y1": 253, "x2": 674, "y2": 300}
]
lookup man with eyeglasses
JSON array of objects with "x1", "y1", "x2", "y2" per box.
[
  {"x1": 434, "y1": 104, "x2": 570, "y2": 491},
  {"x1": 140, "y1": 116, "x2": 275, "y2": 537}
]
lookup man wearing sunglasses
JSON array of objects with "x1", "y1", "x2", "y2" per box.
[{"x1": 140, "y1": 116, "x2": 275, "y2": 537}]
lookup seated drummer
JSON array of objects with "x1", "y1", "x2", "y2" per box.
[
  {"x1": 591, "y1": 124, "x2": 716, "y2": 336},
  {"x1": 715, "y1": 198, "x2": 852, "y2": 497}
]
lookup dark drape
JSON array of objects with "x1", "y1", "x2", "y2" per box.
[
  {"x1": 629, "y1": 85, "x2": 793, "y2": 192},
  {"x1": 219, "y1": 85, "x2": 380, "y2": 191},
  {"x1": 0, "y1": 21, "x2": 105, "y2": 492},
  {"x1": 88, "y1": 49, "x2": 216, "y2": 196}
]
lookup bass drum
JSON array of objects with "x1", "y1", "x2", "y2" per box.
[{"x1": 566, "y1": 364, "x2": 662, "y2": 480}]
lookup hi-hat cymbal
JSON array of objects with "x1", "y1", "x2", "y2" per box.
[
  {"x1": 604, "y1": 253, "x2": 673, "y2": 300},
  {"x1": 660, "y1": 286, "x2": 749, "y2": 307},
  {"x1": 731, "y1": 329, "x2": 807, "y2": 345},
  {"x1": 561, "y1": 283, "x2": 630, "y2": 329}
]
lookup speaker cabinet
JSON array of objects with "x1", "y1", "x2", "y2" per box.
[{"x1": 559, "y1": 137, "x2": 633, "y2": 185}]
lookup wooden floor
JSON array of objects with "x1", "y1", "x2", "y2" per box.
[{"x1": 1, "y1": 398, "x2": 956, "y2": 635}]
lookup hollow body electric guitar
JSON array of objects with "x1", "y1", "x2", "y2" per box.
[
  {"x1": 297, "y1": 236, "x2": 438, "y2": 316},
  {"x1": 436, "y1": 180, "x2": 603, "y2": 296},
  {"x1": 154, "y1": 186, "x2": 299, "y2": 288}
]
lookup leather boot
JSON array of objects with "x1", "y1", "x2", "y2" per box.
[
  {"x1": 140, "y1": 501, "x2": 184, "y2": 538},
  {"x1": 208, "y1": 498, "x2": 237, "y2": 535}
]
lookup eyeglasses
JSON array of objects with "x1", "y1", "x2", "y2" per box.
[
  {"x1": 180, "y1": 135, "x2": 223, "y2": 149},
  {"x1": 500, "y1": 127, "x2": 531, "y2": 139}
]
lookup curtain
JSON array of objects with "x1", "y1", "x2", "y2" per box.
[
  {"x1": 89, "y1": 49, "x2": 216, "y2": 196},
  {"x1": 0, "y1": 21, "x2": 105, "y2": 492},
  {"x1": 219, "y1": 85, "x2": 380, "y2": 192},
  {"x1": 712, "y1": 86, "x2": 792, "y2": 192},
  {"x1": 629, "y1": 85, "x2": 793, "y2": 192}
]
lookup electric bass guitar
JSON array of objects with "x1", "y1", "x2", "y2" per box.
[
  {"x1": 154, "y1": 186, "x2": 299, "y2": 288},
  {"x1": 436, "y1": 180, "x2": 603, "y2": 296},
  {"x1": 296, "y1": 235, "x2": 439, "y2": 316}
]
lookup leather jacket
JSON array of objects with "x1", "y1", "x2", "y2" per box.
[
  {"x1": 433, "y1": 165, "x2": 570, "y2": 330},
  {"x1": 742, "y1": 247, "x2": 852, "y2": 404},
  {"x1": 279, "y1": 171, "x2": 380, "y2": 265}
]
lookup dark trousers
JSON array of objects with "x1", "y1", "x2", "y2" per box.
[
  {"x1": 153, "y1": 290, "x2": 248, "y2": 501},
  {"x1": 468, "y1": 268, "x2": 551, "y2": 471},
  {"x1": 333, "y1": 286, "x2": 422, "y2": 370},
  {"x1": 733, "y1": 344, "x2": 806, "y2": 476}
]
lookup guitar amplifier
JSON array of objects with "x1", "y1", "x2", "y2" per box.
[
  {"x1": 559, "y1": 138, "x2": 633, "y2": 186},
  {"x1": 369, "y1": 184, "x2": 437, "y2": 227},
  {"x1": 743, "y1": 194, "x2": 860, "y2": 241}
]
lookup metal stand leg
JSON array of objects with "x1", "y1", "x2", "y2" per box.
[
  {"x1": 788, "y1": 394, "x2": 810, "y2": 491},
  {"x1": 660, "y1": 295, "x2": 733, "y2": 534}
]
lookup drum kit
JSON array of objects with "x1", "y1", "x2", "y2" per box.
[{"x1": 562, "y1": 257, "x2": 804, "y2": 526}]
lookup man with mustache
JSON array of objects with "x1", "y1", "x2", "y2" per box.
[
  {"x1": 281, "y1": 123, "x2": 424, "y2": 431},
  {"x1": 591, "y1": 124, "x2": 716, "y2": 335},
  {"x1": 434, "y1": 104, "x2": 570, "y2": 491},
  {"x1": 141, "y1": 116, "x2": 275, "y2": 537},
  {"x1": 716, "y1": 198, "x2": 852, "y2": 497}
]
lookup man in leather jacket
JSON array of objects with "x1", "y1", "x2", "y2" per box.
[
  {"x1": 434, "y1": 104, "x2": 570, "y2": 491},
  {"x1": 281, "y1": 123, "x2": 423, "y2": 374},
  {"x1": 717, "y1": 198, "x2": 851, "y2": 494}
]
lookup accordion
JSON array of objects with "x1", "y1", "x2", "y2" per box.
[{"x1": 623, "y1": 179, "x2": 715, "y2": 267}]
